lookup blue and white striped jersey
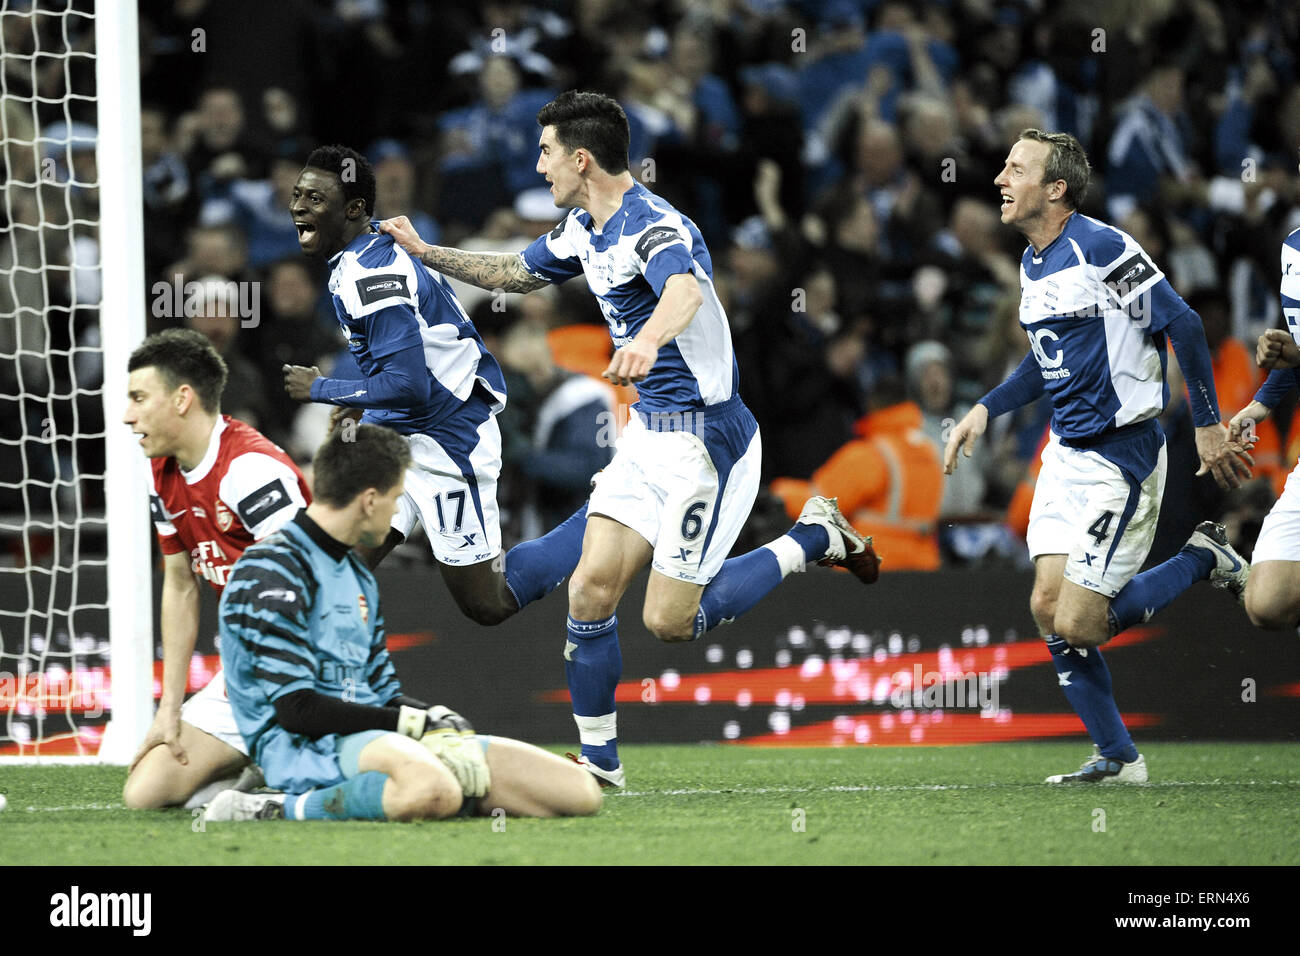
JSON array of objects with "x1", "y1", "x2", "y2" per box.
[
  {"x1": 520, "y1": 183, "x2": 740, "y2": 413},
  {"x1": 1281, "y1": 228, "x2": 1300, "y2": 339},
  {"x1": 318, "y1": 226, "x2": 507, "y2": 435},
  {"x1": 218, "y1": 512, "x2": 400, "y2": 791},
  {"x1": 1253, "y1": 228, "x2": 1300, "y2": 406},
  {"x1": 1018, "y1": 213, "x2": 1189, "y2": 441}
]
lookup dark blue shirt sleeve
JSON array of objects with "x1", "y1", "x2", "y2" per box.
[
  {"x1": 979, "y1": 351, "x2": 1045, "y2": 419},
  {"x1": 1165, "y1": 308, "x2": 1222, "y2": 426},
  {"x1": 310, "y1": 339, "x2": 431, "y2": 408},
  {"x1": 1254, "y1": 367, "x2": 1300, "y2": 408}
]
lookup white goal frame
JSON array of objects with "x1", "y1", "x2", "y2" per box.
[{"x1": 0, "y1": 0, "x2": 151, "y2": 764}]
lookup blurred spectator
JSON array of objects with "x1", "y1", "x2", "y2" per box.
[
  {"x1": 1187, "y1": 289, "x2": 1260, "y2": 421},
  {"x1": 249, "y1": 259, "x2": 342, "y2": 447},
  {"x1": 906, "y1": 340, "x2": 985, "y2": 518},
  {"x1": 199, "y1": 141, "x2": 305, "y2": 269},
  {"x1": 770, "y1": 376, "x2": 944, "y2": 571},
  {"x1": 184, "y1": 277, "x2": 268, "y2": 430},
  {"x1": 178, "y1": 87, "x2": 271, "y2": 198},
  {"x1": 497, "y1": 318, "x2": 613, "y2": 544},
  {"x1": 438, "y1": 55, "x2": 554, "y2": 230},
  {"x1": 370, "y1": 139, "x2": 440, "y2": 247},
  {"x1": 163, "y1": 223, "x2": 249, "y2": 291},
  {"x1": 141, "y1": 105, "x2": 197, "y2": 282},
  {"x1": 1106, "y1": 60, "x2": 1194, "y2": 221}
]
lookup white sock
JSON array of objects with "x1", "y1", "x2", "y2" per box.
[
  {"x1": 183, "y1": 775, "x2": 241, "y2": 810},
  {"x1": 574, "y1": 712, "x2": 617, "y2": 747},
  {"x1": 764, "y1": 535, "x2": 807, "y2": 577}
]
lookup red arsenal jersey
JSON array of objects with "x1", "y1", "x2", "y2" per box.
[{"x1": 148, "y1": 416, "x2": 311, "y2": 590}]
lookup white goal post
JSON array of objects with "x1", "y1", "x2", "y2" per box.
[{"x1": 0, "y1": 0, "x2": 151, "y2": 763}]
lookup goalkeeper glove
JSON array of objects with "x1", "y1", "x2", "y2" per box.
[
  {"x1": 396, "y1": 704, "x2": 474, "y2": 740},
  {"x1": 398, "y1": 704, "x2": 490, "y2": 798},
  {"x1": 422, "y1": 731, "x2": 491, "y2": 798}
]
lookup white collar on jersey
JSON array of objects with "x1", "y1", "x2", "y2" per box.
[{"x1": 182, "y1": 416, "x2": 228, "y2": 484}]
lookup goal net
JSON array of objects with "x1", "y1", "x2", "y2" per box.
[{"x1": 0, "y1": 0, "x2": 151, "y2": 762}]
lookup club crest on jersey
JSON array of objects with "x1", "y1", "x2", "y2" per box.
[
  {"x1": 357, "y1": 593, "x2": 369, "y2": 625},
  {"x1": 215, "y1": 499, "x2": 234, "y2": 532}
]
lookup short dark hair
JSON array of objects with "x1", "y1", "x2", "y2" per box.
[
  {"x1": 1019, "y1": 128, "x2": 1091, "y2": 210},
  {"x1": 537, "y1": 91, "x2": 630, "y2": 174},
  {"x1": 128, "y1": 328, "x2": 228, "y2": 413},
  {"x1": 311, "y1": 424, "x2": 410, "y2": 508},
  {"x1": 304, "y1": 144, "x2": 376, "y2": 217}
]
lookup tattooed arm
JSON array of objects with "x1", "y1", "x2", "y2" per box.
[{"x1": 379, "y1": 216, "x2": 547, "y2": 293}]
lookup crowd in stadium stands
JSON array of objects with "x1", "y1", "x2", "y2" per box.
[{"x1": 4, "y1": 0, "x2": 1300, "y2": 570}]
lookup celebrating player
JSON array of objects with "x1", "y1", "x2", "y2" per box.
[
  {"x1": 121, "y1": 329, "x2": 310, "y2": 809},
  {"x1": 205, "y1": 424, "x2": 601, "y2": 822},
  {"x1": 381, "y1": 91, "x2": 880, "y2": 787},
  {"x1": 282, "y1": 145, "x2": 586, "y2": 626},
  {"x1": 945, "y1": 129, "x2": 1252, "y2": 783},
  {"x1": 1226, "y1": 225, "x2": 1300, "y2": 630}
]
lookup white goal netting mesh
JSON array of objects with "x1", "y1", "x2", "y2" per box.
[{"x1": 1, "y1": 0, "x2": 117, "y2": 756}]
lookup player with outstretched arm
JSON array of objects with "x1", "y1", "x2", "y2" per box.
[
  {"x1": 381, "y1": 91, "x2": 881, "y2": 787},
  {"x1": 204, "y1": 424, "x2": 601, "y2": 822},
  {"x1": 281, "y1": 145, "x2": 588, "y2": 627},
  {"x1": 1226, "y1": 225, "x2": 1300, "y2": 630},
  {"x1": 945, "y1": 129, "x2": 1252, "y2": 783},
  {"x1": 122, "y1": 329, "x2": 310, "y2": 809}
]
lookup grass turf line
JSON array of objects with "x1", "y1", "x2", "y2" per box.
[{"x1": 1, "y1": 742, "x2": 1296, "y2": 866}]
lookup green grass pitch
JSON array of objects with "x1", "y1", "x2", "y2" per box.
[{"x1": 1, "y1": 742, "x2": 1296, "y2": 866}]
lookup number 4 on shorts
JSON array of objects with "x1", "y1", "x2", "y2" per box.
[{"x1": 1088, "y1": 510, "x2": 1114, "y2": 546}]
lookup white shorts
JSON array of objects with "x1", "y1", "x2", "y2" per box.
[
  {"x1": 392, "y1": 401, "x2": 502, "y2": 566},
  {"x1": 180, "y1": 670, "x2": 248, "y2": 756},
  {"x1": 588, "y1": 398, "x2": 761, "y2": 585},
  {"x1": 1252, "y1": 463, "x2": 1300, "y2": 563},
  {"x1": 1027, "y1": 429, "x2": 1166, "y2": 598}
]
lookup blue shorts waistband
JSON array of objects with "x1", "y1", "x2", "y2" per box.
[
  {"x1": 633, "y1": 394, "x2": 749, "y2": 432},
  {"x1": 1057, "y1": 416, "x2": 1162, "y2": 450}
]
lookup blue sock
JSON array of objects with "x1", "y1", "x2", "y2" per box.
[
  {"x1": 692, "y1": 521, "x2": 829, "y2": 638},
  {"x1": 786, "y1": 522, "x2": 830, "y2": 563},
  {"x1": 694, "y1": 549, "x2": 783, "y2": 638},
  {"x1": 565, "y1": 614, "x2": 621, "y2": 771},
  {"x1": 1045, "y1": 635, "x2": 1138, "y2": 763},
  {"x1": 1108, "y1": 546, "x2": 1215, "y2": 634},
  {"x1": 295, "y1": 771, "x2": 388, "y2": 821},
  {"x1": 503, "y1": 502, "x2": 588, "y2": 608}
]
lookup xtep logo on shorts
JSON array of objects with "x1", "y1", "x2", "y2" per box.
[{"x1": 50, "y1": 886, "x2": 151, "y2": 936}]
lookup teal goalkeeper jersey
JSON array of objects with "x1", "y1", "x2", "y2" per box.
[{"x1": 218, "y1": 512, "x2": 401, "y2": 791}]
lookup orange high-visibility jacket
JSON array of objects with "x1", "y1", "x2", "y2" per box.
[{"x1": 772, "y1": 401, "x2": 945, "y2": 570}]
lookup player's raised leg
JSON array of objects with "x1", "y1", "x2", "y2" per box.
[
  {"x1": 564, "y1": 515, "x2": 654, "y2": 786},
  {"x1": 1241, "y1": 482, "x2": 1300, "y2": 628},
  {"x1": 392, "y1": 414, "x2": 587, "y2": 626},
  {"x1": 1244, "y1": 561, "x2": 1300, "y2": 630},
  {"x1": 474, "y1": 736, "x2": 602, "y2": 817},
  {"x1": 688, "y1": 496, "x2": 880, "y2": 641}
]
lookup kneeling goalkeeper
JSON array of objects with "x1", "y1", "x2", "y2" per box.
[{"x1": 206, "y1": 423, "x2": 601, "y2": 822}]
